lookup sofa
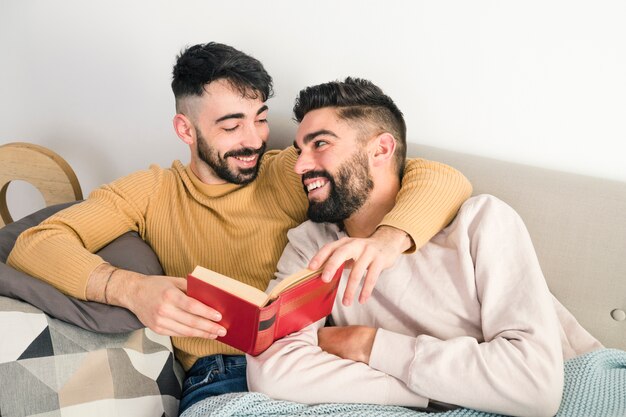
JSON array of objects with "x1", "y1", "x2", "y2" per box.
[
  {"x1": 1, "y1": 144, "x2": 625, "y2": 417},
  {"x1": 0, "y1": 202, "x2": 183, "y2": 417}
]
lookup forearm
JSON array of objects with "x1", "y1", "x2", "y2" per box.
[
  {"x1": 371, "y1": 225, "x2": 412, "y2": 253},
  {"x1": 85, "y1": 263, "x2": 145, "y2": 307},
  {"x1": 8, "y1": 222, "x2": 108, "y2": 299},
  {"x1": 247, "y1": 322, "x2": 428, "y2": 407},
  {"x1": 370, "y1": 329, "x2": 563, "y2": 417},
  {"x1": 8, "y1": 172, "x2": 155, "y2": 298},
  {"x1": 381, "y1": 159, "x2": 472, "y2": 252}
]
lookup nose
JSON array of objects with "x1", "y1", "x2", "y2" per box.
[
  {"x1": 242, "y1": 122, "x2": 266, "y2": 149},
  {"x1": 294, "y1": 149, "x2": 314, "y2": 175}
]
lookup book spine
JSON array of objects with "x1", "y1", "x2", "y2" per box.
[
  {"x1": 250, "y1": 301, "x2": 280, "y2": 356},
  {"x1": 272, "y1": 265, "x2": 343, "y2": 342}
]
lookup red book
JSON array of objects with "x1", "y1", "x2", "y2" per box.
[{"x1": 187, "y1": 265, "x2": 344, "y2": 356}]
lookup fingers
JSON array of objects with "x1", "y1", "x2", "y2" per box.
[
  {"x1": 312, "y1": 237, "x2": 395, "y2": 306},
  {"x1": 341, "y1": 257, "x2": 368, "y2": 306},
  {"x1": 357, "y1": 260, "x2": 384, "y2": 304},
  {"x1": 179, "y1": 290, "x2": 222, "y2": 322},
  {"x1": 168, "y1": 295, "x2": 227, "y2": 338},
  {"x1": 320, "y1": 239, "x2": 377, "y2": 305},
  {"x1": 151, "y1": 299, "x2": 227, "y2": 339},
  {"x1": 310, "y1": 238, "x2": 349, "y2": 279},
  {"x1": 139, "y1": 276, "x2": 227, "y2": 339},
  {"x1": 149, "y1": 316, "x2": 218, "y2": 338},
  {"x1": 171, "y1": 276, "x2": 188, "y2": 293},
  {"x1": 341, "y1": 252, "x2": 384, "y2": 306}
]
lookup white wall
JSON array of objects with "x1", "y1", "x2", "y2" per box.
[{"x1": 1, "y1": 0, "x2": 625, "y2": 220}]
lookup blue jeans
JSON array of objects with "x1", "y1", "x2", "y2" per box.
[{"x1": 178, "y1": 354, "x2": 248, "y2": 415}]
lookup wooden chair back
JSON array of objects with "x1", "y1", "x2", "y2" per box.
[{"x1": 0, "y1": 142, "x2": 83, "y2": 227}]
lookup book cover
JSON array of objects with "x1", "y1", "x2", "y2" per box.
[{"x1": 187, "y1": 265, "x2": 344, "y2": 355}]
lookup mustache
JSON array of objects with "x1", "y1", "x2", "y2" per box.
[
  {"x1": 224, "y1": 144, "x2": 266, "y2": 159},
  {"x1": 302, "y1": 170, "x2": 331, "y2": 182}
]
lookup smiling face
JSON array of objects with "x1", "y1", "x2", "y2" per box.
[
  {"x1": 195, "y1": 124, "x2": 267, "y2": 184},
  {"x1": 184, "y1": 79, "x2": 270, "y2": 184},
  {"x1": 294, "y1": 107, "x2": 374, "y2": 223}
]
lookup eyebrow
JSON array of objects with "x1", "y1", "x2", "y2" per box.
[
  {"x1": 294, "y1": 129, "x2": 339, "y2": 150},
  {"x1": 215, "y1": 105, "x2": 269, "y2": 123}
]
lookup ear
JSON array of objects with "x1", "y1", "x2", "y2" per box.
[
  {"x1": 173, "y1": 114, "x2": 196, "y2": 145},
  {"x1": 371, "y1": 132, "x2": 396, "y2": 167}
]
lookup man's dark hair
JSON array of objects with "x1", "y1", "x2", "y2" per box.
[
  {"x1": 172, "y1": 42, "x2": 273, "y2": 112},
  {"x1": 293, "y1": 77, "x2": 407, "y2": 175}
]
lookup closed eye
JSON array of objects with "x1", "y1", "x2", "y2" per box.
[{"x1": 223, "y1": 125, "x2": 239, "y2": 132}]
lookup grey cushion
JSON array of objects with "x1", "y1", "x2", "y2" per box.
[{"x1": 0, "y1": 202, "x2": 164, "y2": 333}]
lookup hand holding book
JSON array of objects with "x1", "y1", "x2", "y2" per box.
[{"x1": 187, "y1": 264, "x2": 344, "y2": 355}]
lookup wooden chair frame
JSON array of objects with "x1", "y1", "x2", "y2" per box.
[{"x1": 0, "y1": 142, "x2": 83, "y2": 227}]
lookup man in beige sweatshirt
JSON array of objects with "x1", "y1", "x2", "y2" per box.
[{"x1": 246, "y1": 77, "x2": 602, "y2": 417}]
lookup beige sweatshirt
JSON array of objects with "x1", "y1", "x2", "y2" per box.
[{"x1": 247, "y1": 195, "x2": 602, "y2": 417}]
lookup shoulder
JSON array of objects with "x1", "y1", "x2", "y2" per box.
[
  {"x1": 458, "y1": 194, "x2": 519, "y2": 218},
  {"x1": 254, "y1": 147, "x2": 308, "y2": 212},
  {"x1": 449, "y1": 194, "x2": 526, "y2": 234},
  {"x1": 404, "y1": 157, "x2": 469, "y2": 177},
  {"x1": 108, "y1": 163, "x2": 173, "y2": 186},
  {"x1": 94, "y1": 163, "x2": 180, "y2": 204},
  {"x1": 275, "y1": 221, "x2": 344, "y2": 281},
  {"x1": 259, "y1": 147, "x2": 295, "y2": 166},
  {"x1": 257, "y1": 147, "x2": 298, "y2": 178},
  {"x1": 286, "y1": 221, "x2": 344, "y2": 253}
]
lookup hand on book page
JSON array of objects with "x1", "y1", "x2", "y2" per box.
[{"x1": 187, "y1": 264, "x2": 344, "y2": 355}]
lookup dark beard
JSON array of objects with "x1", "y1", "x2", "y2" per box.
[
  {"x1": 304, "y1": 150, "x2": 374, "y2": 224},
  {"x1": 196, "y1": 129, "x2": 266, "y2": 185}
]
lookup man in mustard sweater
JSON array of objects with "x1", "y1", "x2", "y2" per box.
[
  {"x1": 8, "y1": 42, "x2": 472, "y2": 412},
  {"x1": 247, "y1": 78, "x2": 601, "y2": 416}
]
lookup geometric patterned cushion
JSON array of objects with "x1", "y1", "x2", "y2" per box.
[{"x1": 0, "y1": 296, "x2": 183, "y2": 417}]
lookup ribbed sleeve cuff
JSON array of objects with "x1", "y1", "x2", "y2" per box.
[
  {"x1": 369, "y1": 328, "x2": 416, "y2": 384},
  {"x1": 379, "y1": 159, "x2": 472, "y2": 254}
]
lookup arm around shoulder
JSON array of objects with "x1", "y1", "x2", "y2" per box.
[{"x1": 380, "y1": 159, "x2": 472, "y2": 251}]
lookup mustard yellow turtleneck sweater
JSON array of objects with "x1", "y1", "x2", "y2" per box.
[{"x1": 8, "y1": 147, "x2": 472, "y2": 370}]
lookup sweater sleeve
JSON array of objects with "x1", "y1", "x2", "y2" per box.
[
  {"x1": 368, "y1": 196, "x2": 564, "y2": 417},
  {"x1": 259, "y1": 147, "x2": 309, "y2": 224},
  {"x1": 7, "y1": 166, "x2": 162, "y2": 299},
  {"x1": 380, "y1": 158, "x2": 472, "y2": 251},
  {"x1": 246, "y1": 234, "x2": 429, "y2": 407}
]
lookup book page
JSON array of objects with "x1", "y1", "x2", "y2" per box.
[
  {"x1": 267, "y1": 268, "x2": 323, "y2": 301},
  {"x1": 190, "y1": 266, "x2": 268, "y2": 306}
]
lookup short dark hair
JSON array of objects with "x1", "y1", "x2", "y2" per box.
[
  {"x1": 172, "y1": 42, "x2": 273, "y2": 112},
  {"x1": 293, "y1": 77, "x2": 406, "y2": 175}
]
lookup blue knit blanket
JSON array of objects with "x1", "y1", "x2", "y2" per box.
[{"x1": 181, "y1": 348, "x2": 626, "y2": 417}]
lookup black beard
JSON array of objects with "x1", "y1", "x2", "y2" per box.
[
  {"x1": 196, "y1": 130, "x2": 266, "y2": 185},
  {"x1": 304, "y1": 150, "x2": 373, "y2": 224}
]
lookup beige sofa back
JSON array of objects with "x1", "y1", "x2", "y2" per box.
[{"x1": 411, "y1": 144, "x2": 626, "y2": 351}]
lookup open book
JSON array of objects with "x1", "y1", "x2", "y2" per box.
[{"x1": 187, "y1": 264, "x2": 344, "y2": 355}]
